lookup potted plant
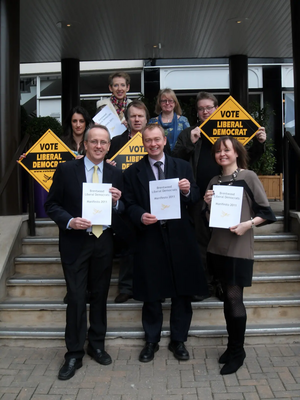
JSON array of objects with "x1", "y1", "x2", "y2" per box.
[{"x1": 249, "y1": 102, "x2": 282, "y2": 201}]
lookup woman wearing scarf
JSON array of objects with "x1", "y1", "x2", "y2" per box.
[
  {"x1": 149, "y1": 88, "x2": 190, "y2": 151},
  {"x1": 96, "y1": 72, "x2": 132, "y2": 126}
]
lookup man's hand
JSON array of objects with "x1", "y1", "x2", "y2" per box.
[
  {"x1": 190, "y1": 126, "x2": 201, "y2": 144},
  {"x1": 106, "y1": 159, "x2": 117, "y2": 167},
  {"x1": 256, "y1": 127, "x2": 266, "y2": 143},
  {"x1": 69, "y1": 217, "x2": 91, "y2": 230},
  {"x1": 109, "y1": 187, "x2": 121, "y2": 206},
  {"x1": 141, "y1": 213, "x2": 158, "y2": 225},
  {"x1": 178, "y1": 179, "x2": 190, "y2": 195}
]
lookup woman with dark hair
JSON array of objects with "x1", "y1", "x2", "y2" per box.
[
  {"x1": 62, "y1": 106, "x2": 92, "y2": 155},
  {"x1": 149, "y1": 88, "x2": 190, "y2": 151},
  {"x1": 203, "y1": 136, "x2": 276, "y2": 375}
]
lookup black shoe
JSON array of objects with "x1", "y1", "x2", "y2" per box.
[
  {"x1": 219, "y1": 347, "x2": 231, "y2": 364},
  {"x1": 87, "y1": 344, "x2": 112, "y2": 365},
  {"x1": 220, "y1": 349, "x2": 246, "y2": 375},
  {"x1": 168, "y1": 341, "x2": 190, "y2": 361},
  {"x1": 114, "y1": 293, "x2": 132, "y2": 303},
  {"x1": 139, "y1": 342, "x2": 159, "y2": 362},
  {"x1": 215, "y1": 284, "x2": 224, "y2": 302},
  {"x1": 191, "y1": 294, "x2": 210, "y2": 302},
  {"x1": 58, "y1": 358, "x2": 82, "y2": 380}
]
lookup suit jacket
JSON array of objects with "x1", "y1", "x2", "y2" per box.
[
  {"x1": 123, "y1": 154, "x2": 208, "y2": 301},
  {"x1": 45, "y1": 157, "x2": 127, "y2": 264}
]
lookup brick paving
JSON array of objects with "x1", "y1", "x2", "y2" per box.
[{"x1": 0, "y1": 342, "x2": 299, "y2": 399}]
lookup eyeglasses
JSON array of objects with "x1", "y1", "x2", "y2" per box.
[
  {"x1": 160, "y1": 99, "x2": 174, "y2": 104},
  {"x1": 197, "y1": 106, "x2": 215, "y2": 112},
  {"x1": 88, "y1": 140, "x2": 109, "y2": 146}
]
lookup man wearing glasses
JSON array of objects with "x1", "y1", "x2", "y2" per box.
[
  {"x1": 172, "y1": 92, "x2": 266, "y2": 301},
  {"x1": 45, "y1": 124, "x2": 126, "y2": 380}
]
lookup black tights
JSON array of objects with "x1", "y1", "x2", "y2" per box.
[{"x1": 223, "y1": 284, "x2": 246, "y2": 319}]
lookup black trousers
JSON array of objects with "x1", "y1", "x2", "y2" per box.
[
  {"x1": 62, "y1": 229, "x2": 113, "y2": 361},
  {"x1": 142, "y1": 296, "x2": 193, "y2": 343}
]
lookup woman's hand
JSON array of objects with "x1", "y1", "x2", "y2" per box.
[
  {"x1": 230, "y1": 221, "x2": 252, "y2": 236},
  {"x1": 203, "y1": 189, "x2": 214, "y2": 205}
]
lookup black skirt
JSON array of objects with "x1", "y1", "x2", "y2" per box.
[{"x1": 207, "y1": 252, "x2": 253, "y2": 287}]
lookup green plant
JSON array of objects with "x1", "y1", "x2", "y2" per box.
[
  {"x1": 249, "y1": 102, "x2": 277, "y2": 175},
  {"x1": 25, "y1": 116, "x2": 63, "y2": 145},
  {"x1": 250, "y1": 139, "x2": 277, "y2": 175}
]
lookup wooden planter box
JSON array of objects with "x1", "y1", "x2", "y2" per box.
[{"x1": 258, "y1": 173, "x2": 283, "y2": 201}]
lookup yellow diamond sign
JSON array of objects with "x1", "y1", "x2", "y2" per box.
[
  {"x1": 110, "y1": 132, "x2": 147, "y2": 170},
  {"x1": 18, "y1": 129, "x2": 75, "y2": 191},
  {"x1": 200, "y1": 96, "x2": 261, "y2": 146}
]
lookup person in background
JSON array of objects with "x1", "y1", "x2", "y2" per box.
[
  {"x1": 172, "y1": 92, "x2": 267, "y2": 301},
  {"x1": 106, "y1": 101, "x2": 172, "y2": 304},
  {"x1": 61, "y1": 106, "x2": 92, "y2": 155},
  {"x1": 107, "y1": 100, "x2": 150, "y2": 161},
  {"x1": 96, "y1": 71, "x2": 131, "y2": 126},
  {"x1": 123, "y1": 124, "x2": 208, "y2": 363},
  {"x1": 105, "y1": 100, "x2": 149, "y2": 304},
  {"x1": 203, "y1": 136, "x2": 276, "y2": 375},
  {"x1": 149, "y1": 88, "x2": 190, "y2": 151}
]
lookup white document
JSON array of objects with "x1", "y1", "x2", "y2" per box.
[
  {"x1": 92, "y1": 105, "x2": 126, "y2": 138},
  {"x1": 82, "y1": 183, "x2": 112, "y2": 225},
  {"x1": 209, "y1": 185, "x2": 244, "y2": 229},
  {"x1": 149, "y1": 178, "x2": 181, "y2": 220}
]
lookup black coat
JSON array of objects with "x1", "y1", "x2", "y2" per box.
[
  {"x1": 123, "y1": 154, "x2": 208, "y2": 301},
  {"x1": 44, "y1": 157, "x2": 128, "y2": 264}
]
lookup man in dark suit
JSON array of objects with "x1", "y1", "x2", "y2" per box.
[
  {"x1": 45, "y1": 124, "x2": 125, "y2": 380},
  {"x1": 123, "y1": 124, "x2": 208, "y2": 363}
]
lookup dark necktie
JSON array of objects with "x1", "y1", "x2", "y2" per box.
[
  {"x1": 154, "y1": 161, "x2": 166, "y2": 225},
  {"x1": 154, "y1": 161, "x2": 165, "y2": 180}
]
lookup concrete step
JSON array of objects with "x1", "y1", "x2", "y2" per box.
[
  {"x1": 22, "y1": 237, "x2": 59, "y2": 255},
  {"x1": 15, "y1": 250, "x2": 300, "y2": 277},
  {"x1": 253, "y1": 251, "x2": 300, "y2": 272},
  {"x1": 1, "y1": 297, "x2": 300, "y2": 327},
  {"x1": 22, "y1": 231, "x2": 298, "y2": 254},
  {"x1": 14, "y1": 255, "x2": 121, "y2": 277},
  {"x1": 253, "y1": 215, "x2": 284, "y2": 234},
  {"x1": 0, "y1": 323, "x2": 299, "y2": 344},
  {"x1": 34, "y1": 219, "x2": 58, "y2": 237},
  {"x1": 6, "y1": 276, "x2": 119, "y2": 299},
  {"x1": 253, "y1": 233, "x2": 298, "y2": 251},
  {"x1": 6, "y1": 272, "x2": 300, "y2": 299}
]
